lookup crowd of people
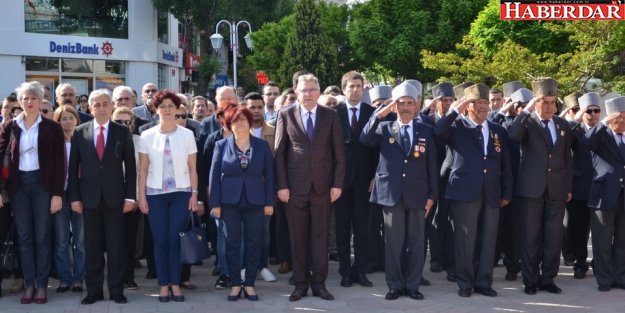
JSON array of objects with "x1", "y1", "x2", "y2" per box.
[{"x1": 0, "y1": 69, "x2": 624, "y2": 306}]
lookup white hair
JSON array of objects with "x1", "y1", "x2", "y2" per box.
[
  {"x1": 15, "y1": 81, "x2": 45, "y2": 101},
  {"x1": 55, "y1": 83, "x2": 76, "y2": 96},
  {"x1": 88, "y1": 89, "x2": 112, "y2": 105},
  {"x1": 112, "y1": 85, "x2": 134, "y2": 101}
]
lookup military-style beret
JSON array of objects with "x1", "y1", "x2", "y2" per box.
[{"x1": 531, "y1": 77, "x2": 558, "y2": 97}]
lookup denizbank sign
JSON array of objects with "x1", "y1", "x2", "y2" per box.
[{"x1": 49, "y1": 40, "x2": 114, "y2": 57}]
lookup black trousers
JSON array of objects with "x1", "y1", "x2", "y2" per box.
[
  {"x1": 122, "y1": 210, "x2": 141, "y2": 282},
  {"x1": 274, "y1": 200, "x2": 291, "y2": 263},
  {"x1": 501, "y1": 199, "x2": 521, "y2": 274},
  {"x1": 83, "y1": 200, "x2": 125, "y2": 297},
  {"x1": 334, "y1": 184, "x2": 370, "y2": 276},
  {"x1": 518, "y1": 194, "x2": 566, "y2": 286},
  {"x1": 366, "y1": 202, "x2": 384, "y2": 269},
  {"x1": 564, "y1": 199, "x2": 591, "y2": 271},
  {"x1": 430, "y1": 196, "x2": 455, "y2": 274},
  {"x1": 590, "y1": 190, "x2": 625, "y2": 288}
]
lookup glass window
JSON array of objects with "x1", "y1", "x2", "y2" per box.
[
  {"x1": 61, "y1": 59, "x2": 93, "y2": 73},
  {"x1": 25, "y1": 57, "x2": 59, "y2": 72},
  {"x1": 157, "y1": 10, "x2": 169, "y2": 44},
  {"x1": 25, "y1": 0, "x2": 128, "y2": 39},
  {"x1": 158, "y1": 65, "x2": 167, "y2": 90},
  {"x1": 94, "y1": 60, "x2": 125, "y2": 75},
  {"x1": 96, "y1": 77, "x2": 124, "y2": 91}
]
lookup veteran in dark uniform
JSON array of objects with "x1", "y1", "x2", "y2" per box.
[
  {"x1": 508, "y1": 77, "x2": 573, "y2": 295},
  {"x1": 584, "y1": 96, "x2": 625, "y2": 291},
  {"x1": 360, "y1": 83, "x2": 437, "y2": 301},
  {"x1": 434, "y1": 83, "x2": 512, "y2": 297}
]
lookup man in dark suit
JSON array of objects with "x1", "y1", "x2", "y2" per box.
[
  {"x1": 360, "y1": 83, "x2": 437, "y2": 301},
  {"x1": 199, "y1": 86, "x2": 236, "y2": 139},
  {"x1": 434, "y1": 83, "x2": 513, "y2": 297},
  {"x1": 333, "y1": 71, "x2": 376, "y2": 288},
  {"x1": 274, "y1": 74, "x2": 345, "y2": 301},
  {"x1": 68, "y1": 89, "x2": 136, "y2": 305},
  {"x1": 584, "y1": 96, "x2": 625, "y2": 291},
  {"x1": 508, "y1": 78, "x2": 573, "y2": 295},
  {"x1": 564, "y1": 92, "x2": 601, "y2": 279}
]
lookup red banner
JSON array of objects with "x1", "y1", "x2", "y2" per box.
[{"x1": 186, "y1": 53, "x2": 200, "y2": 75}]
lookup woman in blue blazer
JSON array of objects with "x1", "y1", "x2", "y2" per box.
[{"x1": 209, "y1": 106, "x2": 275, "y2": 301}]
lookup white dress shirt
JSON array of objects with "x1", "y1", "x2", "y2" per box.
[
  {"x1": 15, "y1": 113, "x2": 42, "y2": 171},
  {"x1": 541, "y1": 118, "x2": 557, "y2": 144},
  {"x1": 299, "y1": 104, "x2": 318, "y2": 132},
  {"x1": 93, "y1": 120, "x2": 110, "y2": 147},
  {"x1": 347, "y1": 103, "x2": 362, "y2": 124}
]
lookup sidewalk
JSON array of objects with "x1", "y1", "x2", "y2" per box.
[{"x1": 1, "y1": 257, "x2": 624, "y2": 313}]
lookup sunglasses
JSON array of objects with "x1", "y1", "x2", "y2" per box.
[
  {"x1": 115, "y1": 119, "x2": 132, "y2": 126},
  {"x1": 585, "y1": 108, "x2": 601, "y2": 115},
  {"x1": 175, "y1": 114, "x2": 187, "y2": 120},
  {"x1": 571, "y1": 107, "x2": 580, "y2": 113},
  {"x1": 40, "y1": 109, "x2": 49, "y2": 114}
]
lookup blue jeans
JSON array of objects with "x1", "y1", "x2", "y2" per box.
[
  {"x1": 11, "y1": 170, "x2": 52, "y2": 288},
  {"x1": 146, "y1": 191, "x2": 191, "y2": 286},
  {"x1": 53, "y1": 198, "x2": 85, "y2": 285},
  {"x1": 222, "y1": 205, "x2": 263, "y2": 286}
]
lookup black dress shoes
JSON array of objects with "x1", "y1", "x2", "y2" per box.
[
  {"x1": 458, "y1": 288, "x2": 472, "y2": 297},
  {"x1": 539, "y1": 283, "x2": 562, "y2": 294},
  {"x1": 420, "y1": 277, "x2": 431, "y2": 286},
  {"x1": 81, "y1": 293, "x2": 104, "y2": 305},
  {"x1": 573, "y1": 268, "x2": 587, "y2": 279},
  {"x1": 146, "y1": 271, "x2": 157, "y2": 279},
  {"x1": 56, "y1": 286, "x2": 70, "y2": 293},
  {"x1": 505, "y1": 271, "x2": 517, "y2": 281},
  {"x1": 474, "y1": 287, "x2": 497, "y2": 297},
  {"x1": 406, "y1": 289, "x2": 424, "y2": 300},
  {"x1": 124, "y1": 280, "x2": 138, "y2": 290},
  {"x1": 340, "y1": 275, "x2": 353, "y2": 287},
  {"x1": 524, "y1": 284, "x2": 537, "y2": 295},
  {"x1": 111, "y1": 294, "x2": 128, "y2": 304},
  {"x1": 385, "y1": 289, "x2": 402, "y2": 300},
  {"x1": 312, "y1": 285, "x2": 334, "y2": 300},
  {"x1": 289, "y1": 287, "x2": 308, "y2": 302},
  {"x1": 447, "y1": 273, "x2": 457, "y2": 282},
  {"x1": 430, "y1": 261, "x2": 443, "y2": 273},
  {"x1": 598, "y1": 285, "x2": 611, "y2": 292},
  {"x1": 352, "y1": 273, "x2": 373, "y2": 287}
]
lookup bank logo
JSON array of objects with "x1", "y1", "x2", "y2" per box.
[
  {"x1": 101, "y1": 41, "x2": 113, "y2": 57},
  {"x1": 49, "y1": 40, "x2": 115, "y2": 57}
]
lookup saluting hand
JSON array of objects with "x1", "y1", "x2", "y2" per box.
[
  {"x1": 375, "y1": 99, "x2": 397, "y2": 119},
  {"x1": 452, "y1": 97, "x2": 471, "y2": 115},
  {"x1": 603, "y1": 112, "x2": 622, "y2": 126},
  {"x1": 499, "y1": 98, "x2": 515, "y2": 115},
  {"x1": 524, "y1": 96, "x2": 541, "y2": 113}
]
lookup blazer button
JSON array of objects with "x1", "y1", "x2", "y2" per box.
[
  {"x1": 483, "y1": 157, "x2": 487, "y2": 160},
  {"x1": 483, "y1": 169, "x2": 487, "y2": 173},
  {"x1": 620, "y1": 178, "x2": 623, "y2": 182},
  {"x1": 549, "y1": 154, "x2": 552, "y2": 158},
  {"x1": 548, "y1": 168, "x2": 551, "y2": 172},
  {"x1": 404, "y1": 160, "x2": 407, "y2": 163},
  {"x1": 402, "y1": 173, "x2": 406, "y2": 177}
]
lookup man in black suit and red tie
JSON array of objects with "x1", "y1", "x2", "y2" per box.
[
  {"x1": 68, "y1": 89, "x2": 136, "y2": 305},
  {"x1": 333, "y1": 71, "x2": 377, "y2": 288}
]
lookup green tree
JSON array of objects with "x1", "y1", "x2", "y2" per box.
[{"x1": 279, "y1": 0, "x2": 339, "y2": 88}]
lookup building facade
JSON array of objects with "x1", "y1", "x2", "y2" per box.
[{"x1": 0, "y1": 0, "x2": 183, "y2": 103}]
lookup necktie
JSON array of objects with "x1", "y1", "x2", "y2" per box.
[
  {"x1": 476, "y1": 125, "x2": 484, "y2": 154},
  {"x1": 350, "y1": 107, "x2": 358, "y2": 133},
  {"x1": 542, "y1": 120, "x2": 553, "y2": 150},
  {"x1": 96, "y1": 126, "x2": 105, "y2": 160},
  {"x1": 306, "y1": 111, "x2": 314, "y2": 142},
  {"x1": 401, "y1": 125, "x2": 411, "y2": 155},
  {"x1": 618, "y1": 134, "x2": 625, "y2": 162}
]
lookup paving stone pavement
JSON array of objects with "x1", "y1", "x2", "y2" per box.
[{"x1": 1, "y1": 256, "x2": 625, "y2": 313}]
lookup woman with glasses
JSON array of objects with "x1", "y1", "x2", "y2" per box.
[
  {"x1": 52, "y1": 105, "x2": 85, "y2": 294},
  {"x1": 78, "y1": 94, "x2": 90, "y2": 114},
  {"x1": 209, "y1": 105, "x2": 275, "y2": 301},
  {"x1": 137, "y1": 91, "x2": 202, "y2": 302},
  {"x1": 0, "y1": 81, "x2": 65, "y2": 304}
]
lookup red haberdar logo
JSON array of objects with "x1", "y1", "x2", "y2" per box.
[
  {"x1": 101, "y1": 41, "x2": 113, "y2": 57},
  {"x1": 500, "y1": 1, "x2": 625, "y2": 20}
]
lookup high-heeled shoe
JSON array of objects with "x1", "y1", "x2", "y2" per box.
[
  {"x1": 21, "y1": 287, "x2": 35, "y2": 304},
  {"x1": 170, "y1": 286, "x2": 185, "y2": 302},
  {"x1": 35, "y1": 288, "x2": 47, "y2": 304},
  {"x1": 243, "y1": 287, "x2": 259, "y2": 301},
  {"x1": 158, "y1": 287, "x2": 171, "y2": 303},
  {"x1": 227, "y1": 287, "x2": 242, "y2": 302}
]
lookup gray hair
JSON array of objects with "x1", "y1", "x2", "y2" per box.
[
  {"x1": 297, "y1": 74, "x2": 320, "y2": 89},
  {"x1": 15, "y1": 81, "x2": 45, "y2": 101},
  {"x1": 112, "y1": 85, "x2": 134, "y2": 101},
  {"x1": 88, "y1": 89, "x2": 112, "y2": 105},
  {"x1": 216, "y1": 86, "x2": 235, "y2": 101},
  {"x1": 55, "y1": 83, "x2": 76, "y2": 96}
]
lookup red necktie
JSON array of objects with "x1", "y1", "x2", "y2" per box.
[{"x1": 96, "y1": 126, "x2": 105, "y2": 160}]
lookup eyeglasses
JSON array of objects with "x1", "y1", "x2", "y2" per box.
[
  {"x1": 175, "y1": 114, "x2": 187, "y2": 120},
  {"x1": 264, "y1": 92, "x2": 280, "y2": 96},
  {"x1": 144, "y1": 89, "x2": 157, "y2": 94},
  {"x1": 585, "y1": 108, "x2": 601, "y2": 115},
  {"x1": 80, "y1": 99, "x2": 88, "y2": 103},
  {"x1": 116, "y1": 97, "x2": 131, "y2": 102},
  {"x1": 297, "y1": 88, "x2": 319, "y2": 94},
  {"x1": 114, "y1": 119, "x2": 132, "y2": 126},
  {"x1": 40, "y1": 109, "x2": 49, "y2": 114}
]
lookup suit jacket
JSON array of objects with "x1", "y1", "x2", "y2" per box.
[
  {"x1": 209, "y1": 136, "x2": 275, "y2": 208},
  {"x1": 253, "y1": 122, "x2": 275, "y2": 154},
  {"x1": 570, "y1": 121, "x2": 593, "y2": 201},
  {"x1": 78, "y1": 111, "x2": 93, "y2": 124},
  {"x1": 0, "y1": 117, "x2": 65, "y2": 196},
  {"x1": 274, "y1": 104, "x2": 345, "y2": 195},
  {"x1": 335, "y1": 102, "x2": 377, "y2": 187},
  {"x1": 508, "y1": 111, "x2": 573, "y2": 200},
  {"x1": 67, "y1": 120, "x2": 136, "y2": 209},
  {"x1": 360, "y1": 117, "x2": 438, "y2": 209},
  {"x1": 131, "y1": 104, "x2": 156, "y2": 122},
  {"x1": 434, "y1": 111, "x2": 513, "y2": 207},
  {"x1": 584, "y1": 123, "x2": 625, "y2": 209},
  {"x1": 200, "y1": 114, "x2": 221, "y2": 139}
]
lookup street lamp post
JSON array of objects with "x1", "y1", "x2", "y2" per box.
[{"x1": 210, "y1": 20, "x2": 253, "y2": 89}]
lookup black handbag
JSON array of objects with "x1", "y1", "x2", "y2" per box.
[
  {"x1": 0, "y1": 221, "x2": 19, "y2": 272},
  {"x1": 179, "y1": 211, "x2": 210, "y2": 264}
]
